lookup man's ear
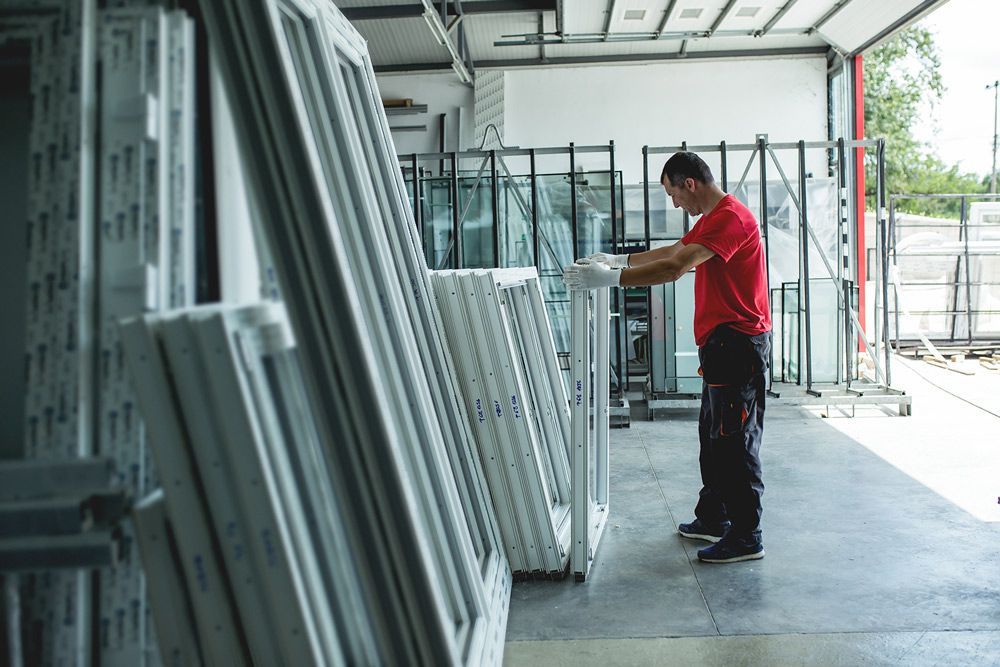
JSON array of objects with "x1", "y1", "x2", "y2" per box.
[{"x1": 685, "y1": 177, "x2": 697, "y2": 192}]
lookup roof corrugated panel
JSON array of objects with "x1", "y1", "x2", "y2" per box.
[
  {"x1": 819, "y1": 0, "x2": 937, "y2": 53},
  {"x1": 356, "y1": 17, "x2": 447, "y2": 64},
  {"x1": 763, "y1": 0, "x2": 841, "y2": 31},
  {"x1": 561, "y1": 0, "x2": 611, "y2": 34}
]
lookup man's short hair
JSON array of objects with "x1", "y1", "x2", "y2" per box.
[{"x1": 660, "y1": 151, "x2": 715, "y2": 187}]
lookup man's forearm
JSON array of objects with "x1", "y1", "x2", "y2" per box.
[
  {"x1": 620, "y1": 257, "x2": 686, "y2": 286},
  {"x1": 625, "y1": 242, "x2": 682, "y2": 268}
]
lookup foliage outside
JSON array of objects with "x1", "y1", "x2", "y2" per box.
[{"x1": 864, "y1": 26, "x2": 988, "y2": 218}]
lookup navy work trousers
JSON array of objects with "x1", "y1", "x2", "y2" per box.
[{"x1": 694, "y1": 325, "x2": 771, "y2": 543}]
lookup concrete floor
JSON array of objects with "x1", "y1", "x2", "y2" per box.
[{"x1": 504, "y1": 356, "x2": 1000, "y2": 666}]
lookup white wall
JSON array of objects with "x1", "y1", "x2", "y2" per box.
[
  {"x1": 375, "y1": 72, "x2": 475, "y2": 160},
  {"x1": 503, "y1": 56, "x2": 829, "y2": 185}
]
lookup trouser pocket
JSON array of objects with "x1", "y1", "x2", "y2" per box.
[{"x1": 707, "y1": 383, "x2": 756, "y2": 439}]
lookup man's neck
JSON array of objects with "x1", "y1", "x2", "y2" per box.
[{"x1": 699, "y1": 184, "x2": 728, "y2": 215}]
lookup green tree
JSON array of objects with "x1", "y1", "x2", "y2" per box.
[{"x1": 864, "y1": 26, "x2": 986, "y2": 216}]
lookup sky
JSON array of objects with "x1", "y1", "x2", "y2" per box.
[{"x1": 914, "y1": 0, "x2": 1000, "y2": 177}]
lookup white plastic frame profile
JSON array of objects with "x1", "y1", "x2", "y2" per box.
[
  {"x1": 570, "y1": 288, "x2": 611, "y2": 581},
  {"x1": 118, "y1": 315, "x2": 249, "y2": 665}
]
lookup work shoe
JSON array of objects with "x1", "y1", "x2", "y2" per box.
[
  {"x1": 697, "y1": 537, "x2": 764, "y2": 563},
  {"x1": 677, "y1": 518, "x2": 730, "y2": 543}
]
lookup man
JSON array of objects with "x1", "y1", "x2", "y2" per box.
[{"x1": 563, "y1": 151, "x2": 771, "y2": 564}]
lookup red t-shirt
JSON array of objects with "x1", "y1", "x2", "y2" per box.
[{"x1": 680, "y1": 194, "x2": 771, "y2": 347}]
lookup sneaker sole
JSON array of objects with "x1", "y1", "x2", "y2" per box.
[
  {"x1": 678, "y1": 530, "x2": 723, "y2": 543},
  {"x1": 698, "y1": 549, "x2": 765, "y2": 563}
]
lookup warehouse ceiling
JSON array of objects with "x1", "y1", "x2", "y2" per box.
[{"x1": 336, "y1": 0, "x2": 950, "y2": 79}]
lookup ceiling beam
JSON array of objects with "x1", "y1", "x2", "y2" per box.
[
  {"x1": 419, "y1": 0, "x2": 473, "y2": 84},
  {"x1": 759, "y1": 0, "x2": 799, "y2": 36},
  {"x1": 538, "y1": 12, "x2": 547, "y2": 61},
  {"x1": 655, "y1": 0, "x2": 680, "y2": 38},
  {"x1": 706, "y1": 0, "x2": 739, "y2": 37},
  {"x1": 495, "y1": 26, "x2": 815, "y2": 46},
  {"x1": 341, "y1": 0, "x2": 556, "y2": 21},
  {"x1": 373, "y1": 45, "x2": 829, "y2": 72},
  {"x1": 602, "y1": 0, "x2": 617, "y2": 40}
]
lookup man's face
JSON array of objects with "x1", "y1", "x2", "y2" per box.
[{"x1": 663, "y1": 177, "x2": 700, "y2": 216}]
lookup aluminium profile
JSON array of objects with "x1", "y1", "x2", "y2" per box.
[
  {"x1": 0, "y1": 459, "x2": 114, "y2": 502},
  {"x1": 0, "y1": 532, "x2": 122, "y2": 572}
]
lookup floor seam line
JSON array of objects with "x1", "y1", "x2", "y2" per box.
[
  {"x1": 506, "y1": 628, "x2": 1000, "y2": 643},
  {"x1": 642, "y1": 444, "x2": 722, "y2": 636}
]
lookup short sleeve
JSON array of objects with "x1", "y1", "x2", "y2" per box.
[{"x1": 681, "y1": 207, "x2": 748, "y2": 262}]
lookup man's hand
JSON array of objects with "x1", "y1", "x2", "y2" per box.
[
  {"x1": 562, "y1": 258, "x2": 621, "y2": 290},
  {"x1": 586, "y1": 252, "x2": 630, "y2": 269}
]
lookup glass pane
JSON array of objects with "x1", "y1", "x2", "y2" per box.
[
  {"x1": 782, "y1": 283, "x2": 800, "y2": 383},
  {"x1": 807, "y1": 279, "x2": 840, "y2": 382},
  {"x1": 497, "y1": 175, "x2": 533, "y2": 268},
  {"x1": 536, "y1": 174, "x2": 575, "y2": 365},
  {"x1": 458, "y1": 174, "x2": 495, "y2": 268},
  {"x1": 770, "y1": 287, "x2": 783, "y2": 383},
  {"x1": 420, "y1": 177, "x2": 455, "y2": 269},
  {"x1": 971, "y1": 255, "x2": 1000, "y2": 337}
]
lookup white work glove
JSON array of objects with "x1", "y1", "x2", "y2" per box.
[
  {"x1": 562, "y1": 258, "x2": 621, "y2": 290},
  {"x1": 586, "y1": 252, "x2": 630, "y2": 268}
]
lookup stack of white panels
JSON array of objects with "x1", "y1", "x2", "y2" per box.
[{"x1": 432, "y1": 268, "x2": 573, "y2": 577}]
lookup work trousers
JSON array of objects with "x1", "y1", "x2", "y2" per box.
[{"x1": 694, "y1": 325, "x2": 771, "y2": 544}]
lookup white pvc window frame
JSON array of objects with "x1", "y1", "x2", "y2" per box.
[
  {"x1": 197, "y1": 0, "x2": 509, "y2": 663},
  {"x1": 118, "y1": 315, "x2": 249, "y2": 665},
  {"x1": 571, "y1": 288, "x2": 611, "y2": 581},
  {"x1": 156, "y1": 306, "x2": 290, "y2": 666}
]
